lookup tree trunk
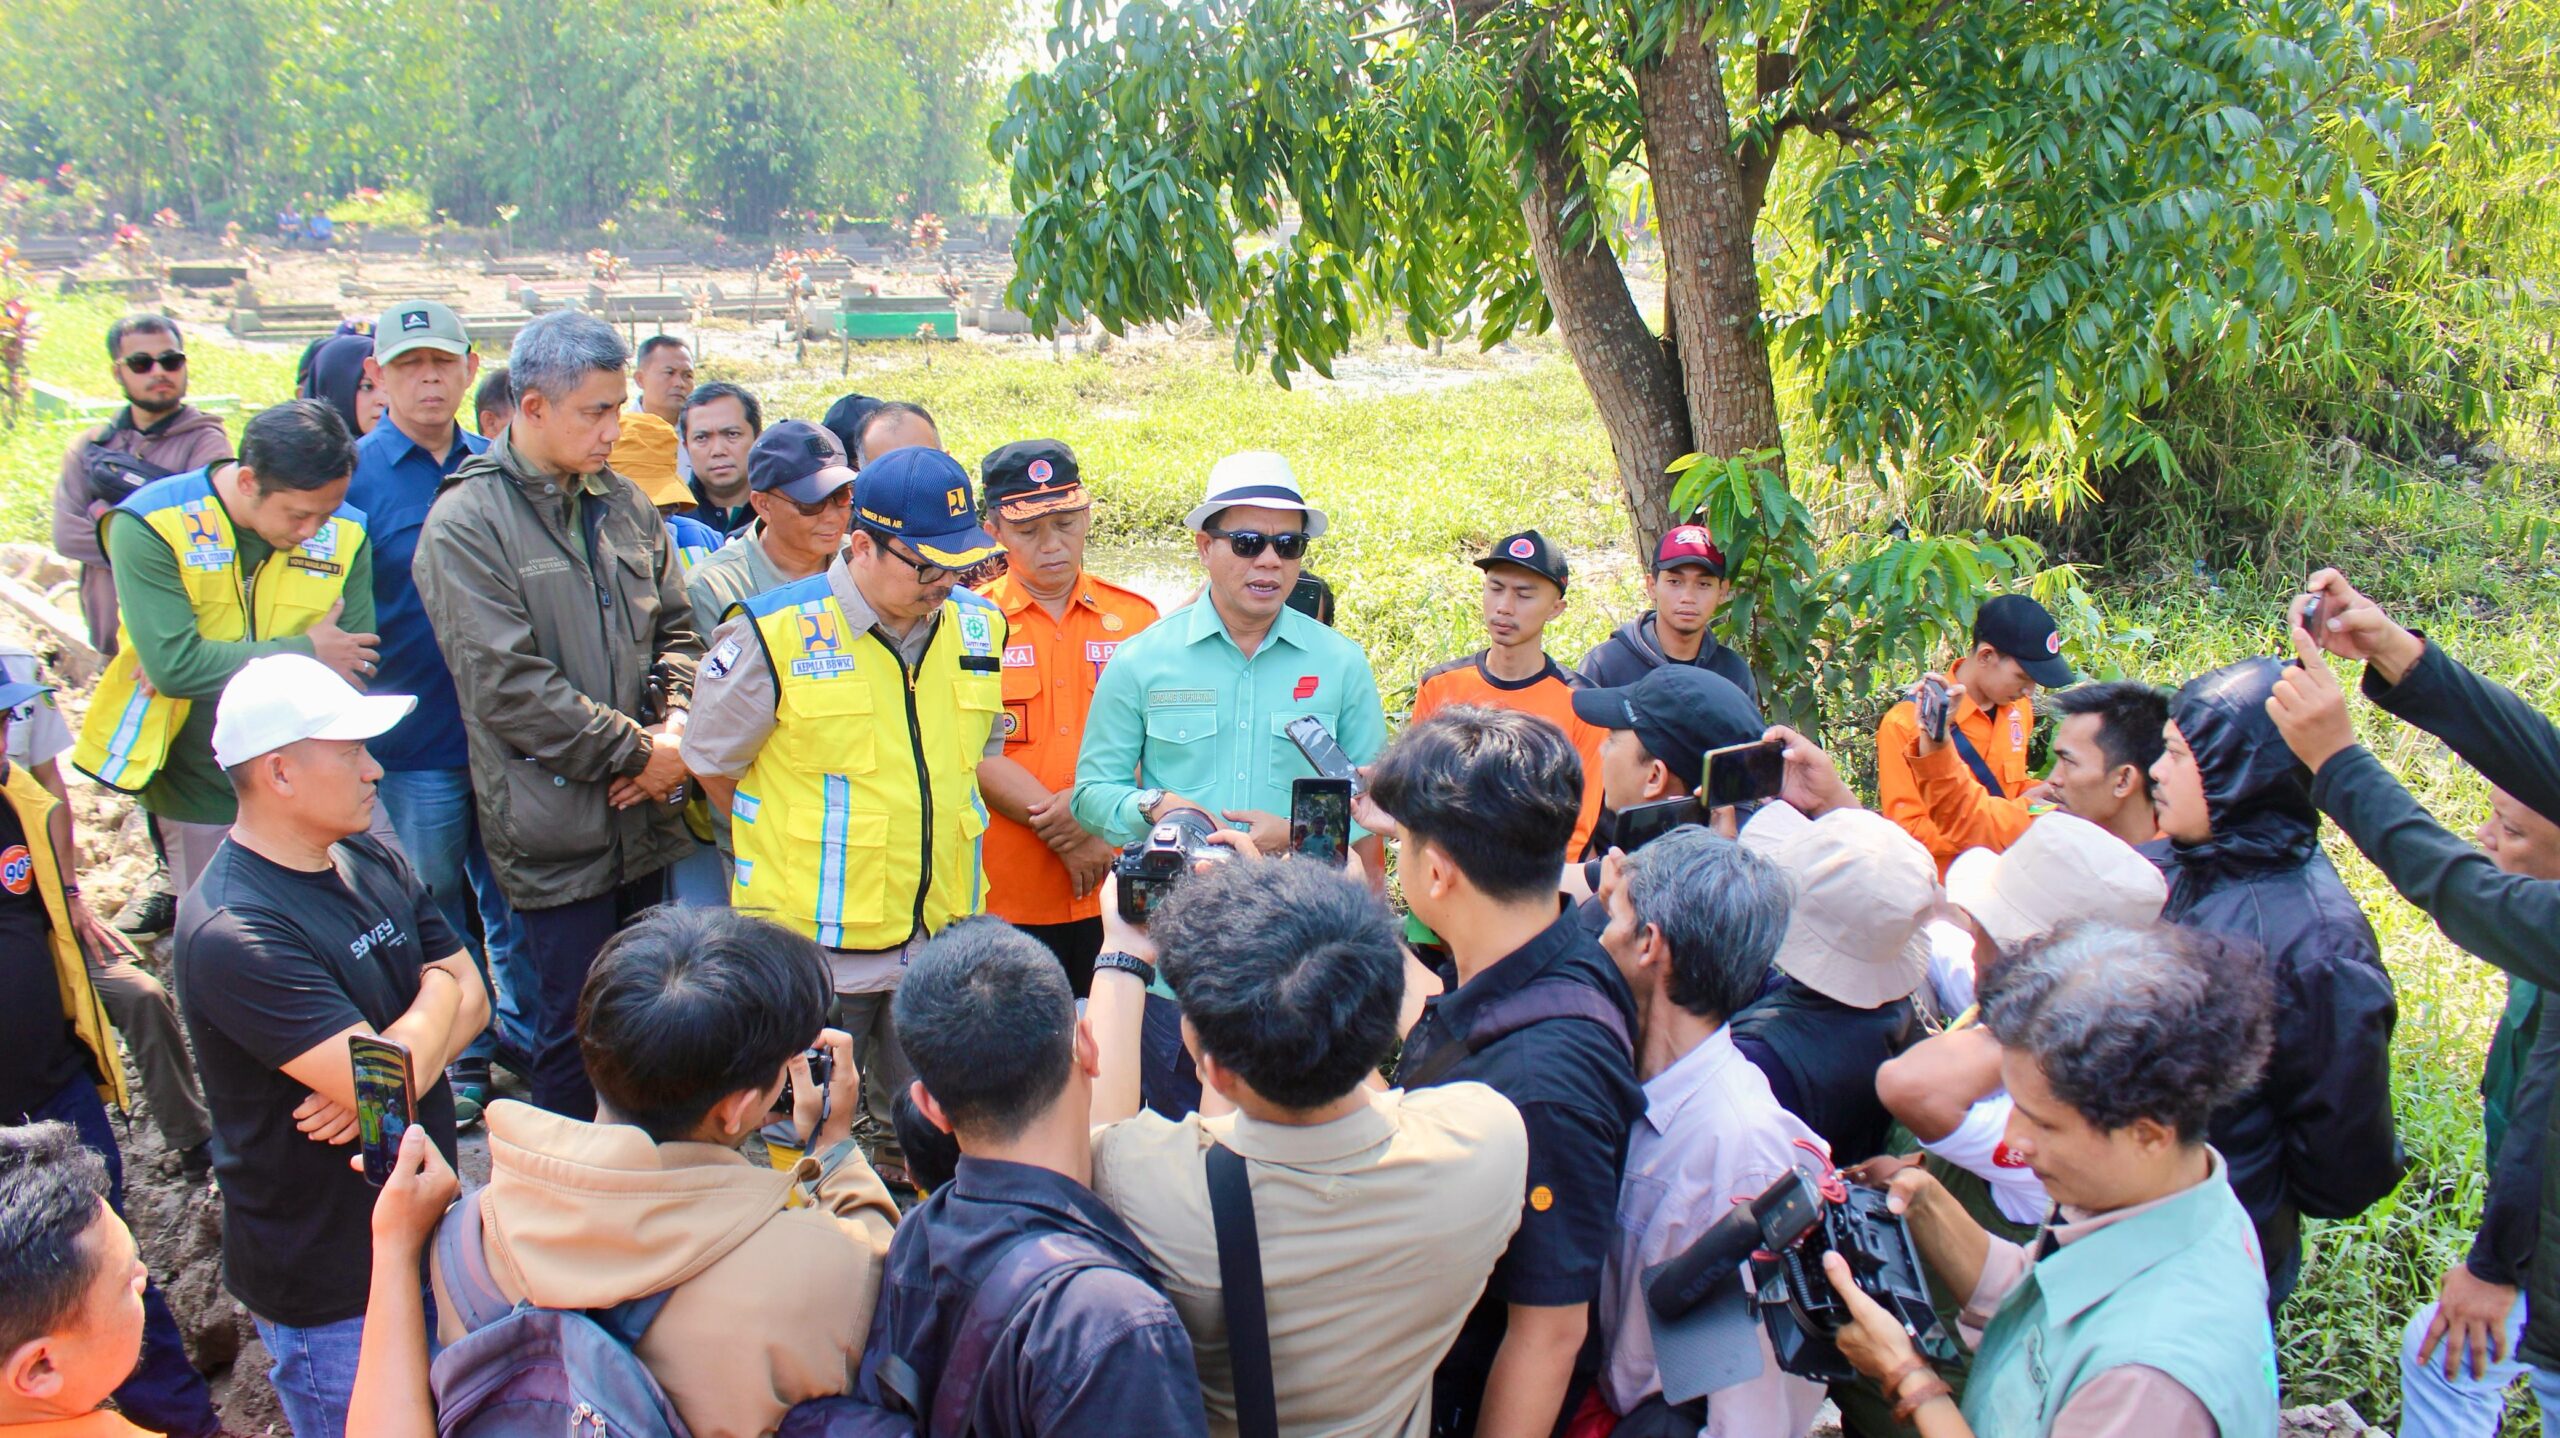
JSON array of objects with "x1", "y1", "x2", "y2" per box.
[
  {"x1": 1636, "y1": 28, "x2": 1787, "y2": 507},
  {"x1": 1513, "y1": 82, "x2": 1693, "y2": 553}
]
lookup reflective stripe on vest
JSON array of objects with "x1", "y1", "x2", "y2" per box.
[
  {"x1": 72, "y1": 470, "x2": 366, "y2": 793},
  {"x1": 727, "y1": 576, "x2": 1001, "y2": 950}
]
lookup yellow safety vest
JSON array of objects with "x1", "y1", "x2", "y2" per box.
[
  {"x1": 727, "y1": 574, "x2": 1003, "y2": 950},
  {"x1": 4, "y1": 762, "x2": 128, "y2": 1110},
  {"x1": 74, "y1": 470, "x2": 367, "y2": 794}
]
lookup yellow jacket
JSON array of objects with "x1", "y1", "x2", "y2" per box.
[{"x1": 5, "y1": 762, "x2": 126, "y2": 1110}]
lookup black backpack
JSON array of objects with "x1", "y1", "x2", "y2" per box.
[{"x1": 77, "y1": 432, "x2": 183, "y2": 507}]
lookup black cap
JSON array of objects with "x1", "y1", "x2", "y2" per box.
[
  {"x1": 820, "y1": 392, "x2": 881, "y2": 465},
  {"x1": 1570, "y1": 667, "x2": 1765, "y2": 791},
  {"x1": 980, "y1": 439, "x2": 1089, "y2": 520},
  {"x1": 747, "y1": 420, "x2": 855, "y2": 504},
  {"x1": 1474, "y1": 529, "x2": 1568, "y2": 592},
  {"x1": 1973, "y1": 594, "x2": 2075, "y2": 687}
]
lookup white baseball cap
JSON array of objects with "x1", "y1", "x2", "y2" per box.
[
  {"x1": 1944, "y1": 814, "x2": 2166, "y2": 956},
  {"x1": 1182, "y1": 451, "x2": 1329, "y2": 538},
  {"x1": 213, "y1": 654, "x2": 416, "y2": 769}
]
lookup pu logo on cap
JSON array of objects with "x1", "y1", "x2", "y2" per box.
[
  {"x1": 1508, "y1": 537, "x2": 1536, "y2": 560},
  {"x1": 945, "y1": 486, "x2": 967, "y2": 515},
  {"x1": 1028, "y1": 458, "x2": 1053, "y2": 483},
  {"x1": 401, "y1": 309, "x2": 430, "y2": 332}
]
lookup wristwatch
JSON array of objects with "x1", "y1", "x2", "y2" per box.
[
  {"x1": 1131, "y1": 787, "x2": 1167, "y2": 819},
  {"x1": 1094, "y1": 950, "x2": 1158, "y2": 987}
]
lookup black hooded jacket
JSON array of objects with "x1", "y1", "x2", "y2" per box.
[
  {"x1": 2157, "y1": 658, "x2": 2405, "y2": 1298},
  {"x1": 1575, "y1": 613, "x2": 1759, "y2": 705}
]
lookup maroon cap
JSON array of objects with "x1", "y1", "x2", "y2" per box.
[{"x1": 1654, "y1": 524, "x2": 1727, "y2": 576}]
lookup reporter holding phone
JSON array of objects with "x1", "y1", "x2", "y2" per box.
[
  {"x1": 1823, "y1": 921, "x2": 2280, "y2": 1438},
  {"x1": 173, "y1": 654, "x2": 486, "y2": 1438},
  {"x1": 1876, "y1": 596, "x2": 2076, "y2": 871},
  {"x1": 1069, "y1": 453, "x2": 1388, "y2": 886}
]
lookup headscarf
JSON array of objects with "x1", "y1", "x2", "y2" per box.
[{"x1": 301, "y1": 333, "x2": 376, "y2": 438}]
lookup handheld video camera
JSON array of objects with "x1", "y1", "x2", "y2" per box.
[
  {"x1": 1112, "y1": 807, "x2": 1235, "y2": 925},
  {"x1": 1643, "y1": 1155, "x2": 1953, "y2": 1403}
]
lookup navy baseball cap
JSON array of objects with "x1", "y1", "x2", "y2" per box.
[
  {"x1": 820, "y1": 392, "x2": 881, "y2": 465},
  {"x1": 1571, "y1": 667, "x2": 1765, "y2": 791},
  {"x1": 855, "y1": 447, "x2": 1001, "y2": 567},
  {"x1": 746, "y1": 421, "x2": 855, "y2": 505},
  {"x1": 980, "y1": 439, "x2": 1089, "y2": 521},
  {"x1": 1475, "y1": 529, "x2": 1568, "y2": 592},
  {"x1": 1974, "y1": 594, "x2": 2075, "y2": 687}
]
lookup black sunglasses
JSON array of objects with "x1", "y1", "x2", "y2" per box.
[
  {"x1": 1205, "y1": 526, "x2": 1310, "y2": 560},
  {"x1": 120, "y1": 350, "x2": 186, "y2": 374}
]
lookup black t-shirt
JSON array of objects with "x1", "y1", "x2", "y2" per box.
[
  {"x1": 175, "y1": 834, "x2": 463, "y2": 1326},
  {"x1": 0, "y1": 799, "x2": 86, "y2": 1119},
  {"x1": 1403, "y1": 910, "x2": 1645, "y2": 1432}
]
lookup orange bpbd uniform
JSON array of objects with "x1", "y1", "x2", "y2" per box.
[
  {"x1": 980, "y1": 570, "x2": 1160, "y2": 923},
  {"x1": 1411, "y1": 652, "x2": 1610, "y2": 859}
]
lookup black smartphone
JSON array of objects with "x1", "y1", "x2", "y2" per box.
[
  {"x1": 1291, "y1": 778, "x2": 1353, "y2": 862},
  {"x1": 2298, "y1": 593, "x2": 2324, "y2": 639},
  {"x1": 347, "y1": 1034, "x2": 414, "y2": 1188},
  {"x1": 1284, "y1": 714, "x2": 1364, "y2": 793},
  {"x1": 1704, "y1": 739, "x2": 1787, "y2": 809},
  {"x1": 1614, "y1": 795, "x2": 1704, "y2": 852},
  {"x1": 1916, "y1": 674, "x2": 1952, "y2": 744}
]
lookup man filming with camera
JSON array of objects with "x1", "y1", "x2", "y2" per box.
[{"x1": 1819, "y1": 922, "x2": 2281, "y2": 1436}]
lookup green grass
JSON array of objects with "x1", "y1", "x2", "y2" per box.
[{"x1": 3, "y1": 307, "x2": 2550, "y2": 1426}]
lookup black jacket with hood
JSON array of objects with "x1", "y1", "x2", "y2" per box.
[
  {"x1": 1575, "y1": 613, "x2": 1759, "y2": 705},
  {"x1": 2157, "y1": 658, "x2": 2405, "y2": 1301}
]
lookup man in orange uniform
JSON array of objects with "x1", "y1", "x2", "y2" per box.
[
  {"x1": 1874, "y1": 594, "x2": 2075, "y2": 870},
  {"x1": 972, "y1": 441, "x2": 1158, "y2": 994},
  {"x1": 1412, "y1": 530, "x2": 1608, "y2": 859}
]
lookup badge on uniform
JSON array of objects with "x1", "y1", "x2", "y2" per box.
[
  {"x1": 791, "y1": 605, "x2": 857, "y2": 679},
  {"x1": 998, "y1": 709, "x2": 1022, "y2": 738},
  {"x1": 958, "y1": 609, "x2": 997, "y2": 657},
  {"x1": 1100, "y1": 612, "x2": 1124, "y2": 632},
  {"x1": 180, "y1": 502, "x2": 234, "y2": 571},
  {"x1": 300, "y1": 525, "x2": 339, "y2": 561},
  {"x1": 704, "y1": 637, "x2": 742, "y2": 679},
  {"x1": 1003, "y1": 643, "x2": 1036, "y2": 668},
  {"x1": 1085, "y1": 639, "x2": 1119, "y2": 680}
]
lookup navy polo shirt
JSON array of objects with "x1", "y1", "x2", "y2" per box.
[
  {"x1": 347, "y1": 420, "x2": 486, "y2": 771},
  {"x1": 1402, "y1": 909, "x2": 1644, "y2": 1430}
]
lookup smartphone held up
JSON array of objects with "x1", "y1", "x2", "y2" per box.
[{"x1": 348, "y1": 1034, "x2": 414, "y2": 1188}]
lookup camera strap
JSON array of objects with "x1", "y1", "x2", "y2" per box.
[
  {"x1": 1948, "y1": 725, "x2": 2006, "y2": 798},
  {"x1": 1206, "y1": 1142, "x2": 1280, "y2": 1438}
]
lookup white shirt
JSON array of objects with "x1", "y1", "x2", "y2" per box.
[
  {"x1": 1, "y1": 645, "x2": 71, "y2": 769},
  {"x1": 1600, "y1": 1026, "x2": 1828, "y2": 1434},
  {"x1": 1920, "y1": 1093, "x2": 2054, "y2": 1225}
]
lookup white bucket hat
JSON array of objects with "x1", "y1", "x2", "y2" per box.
[
  {"x1": 1754, "y1": 808, "x2": 1938, "y2": 1008},
  {"x1": 1944, "y1": 813, "x2": 2167, "y2": 956}
]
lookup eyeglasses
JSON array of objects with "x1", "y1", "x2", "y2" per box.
[
  {"x1": 1205, "y1": 526, "x2": 1310, "y2": 561},
  {"x1": 120, "y1": 350, "x2": 186, "y2": 374},
  {"x1": 861, "y1": 526, "x2": 955, "y2": 585}
]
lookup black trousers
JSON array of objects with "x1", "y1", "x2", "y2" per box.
[
  {"x1": 1016, "y1": 916, "x2": 1104, "y2": 997},
  {"x1": 520, "y1": 870, "x2": 668, "y2": 1119}
]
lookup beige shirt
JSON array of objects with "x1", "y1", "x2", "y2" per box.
[
  {"x1": 1960, "y1": 1155, "x2": 2230, "y2": 1438},
  {"x1": 1091, "y1": 1084, "x2": 1527, "y2": 1438}
]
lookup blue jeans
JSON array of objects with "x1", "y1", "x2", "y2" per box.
[
  {"x1": 2400, "y1": 1292, "x2": 2560, "y2": 1435},
  {"x1": 376, "y1": 767, "x2": 535, "y2": 1067},
  {"x1": 21, "y1": 1078, "x2": 221, "y2": 1438},
  {"x1": 252, "y1": 1312, "x2": 367, "y2": 1438},
  {"x1": 666, "y1": 837, "x2": 733, "y2": 909}
]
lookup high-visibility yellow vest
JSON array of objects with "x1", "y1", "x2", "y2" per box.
[
  {"x1": 74, "y1": 469, "x2": 367, "y2": 794},
  {"x1": 5, "y1": 761, "x2": 127, "y2": 1110},
  {"x1": 726, "y1": 574, "x2": 1003, "y2": 950}
]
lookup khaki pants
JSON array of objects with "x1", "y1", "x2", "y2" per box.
[
  {"x1": 830, "y1": 988, "x2": 913, "y2": 1174},
  {"x1": 88, "y1": 956, "x2": 211, "y2": 1153}
]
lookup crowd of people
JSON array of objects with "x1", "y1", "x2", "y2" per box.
[{"x1": 0, "y1": 303, "x2": 2550, "y2": 1438}]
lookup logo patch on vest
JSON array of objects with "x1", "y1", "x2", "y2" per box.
[
  {"x1": 286, "y1": 555, "x2": 343, "y2": 577},
  {"x1": 1003, "y1": 643, "x2": 1036, "y2": 668},
  {"x1": 958, "y1": 609, "x2": 997, "y2": 657},
  {"x1": 789, "y1": 606, "x2": 857, "y2": 678},
  {"x1": 179, "y1": 502, "x2": 234, "y2": 570},
  {"x1": 299, "y1": 525, "x2": 339, "y2": 561},
  {"x1": 1085, "y1": 640, "x2": 1119, "y2": 679},
  {"x1": 0, "y1": 845, "x2": 30, "y2": 896}
]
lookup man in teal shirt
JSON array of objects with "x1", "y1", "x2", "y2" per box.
[{"x1": 1071, "y1": 451, "x2": 1388, "y2": 881}]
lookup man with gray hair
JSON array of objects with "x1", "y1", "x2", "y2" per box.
[
  {"x1": 1591, "y1": 827, "x2": 1826, "y2": 1437},
  {"x1": 415, "y1": 310, "x2": 699, "y2": 1120}
]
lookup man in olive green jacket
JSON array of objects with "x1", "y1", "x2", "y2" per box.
[{"x1": 414, "y1": 312, "x2": 699, "y2": 1122}]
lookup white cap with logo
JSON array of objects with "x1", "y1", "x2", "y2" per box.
[{"x1": 213, "y1": 653, "x2": 416, "y2": 769}]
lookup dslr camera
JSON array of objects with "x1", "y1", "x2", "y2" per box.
[
  {"x1": 1113, "y1": 807, "x2": 1236, "y2": 925},
  {"x1": 1644, "y1": 1157, "x2": 1952, "y2": 1403}
]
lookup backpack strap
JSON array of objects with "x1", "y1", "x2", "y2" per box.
[
  {"x1": 1402, "y1": 978, "x2": 1633, "y2": 1089},
  {"x1": 431, "y1": 1185, "x2": 676, "y2": 1345},
  {"x1": 1206, "y1": 1143, "x2": 1278, "y2": 1438},
  {"x1": 1947, "y1": 725, "x2": 2007, "y2": 798},
  {"x1": 930, "y1": 1231, "x2": 1113, "y2": 1436},
  {"x1": 430, "y1": 1188, "x2": 515, "y2": 1334}
]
